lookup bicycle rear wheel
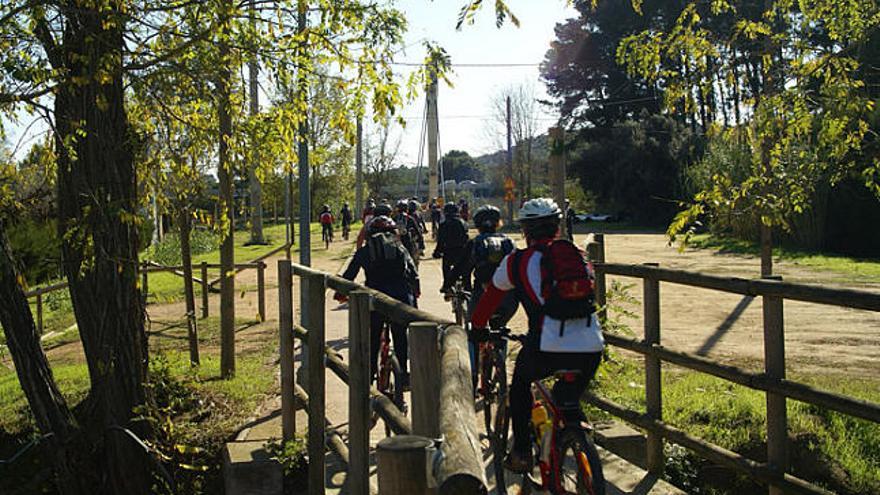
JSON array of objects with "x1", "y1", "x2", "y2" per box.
[
  {"x1": 553, "y1": 428, "x2": 605, "y2": 495},
  {"x1": 491, "y1": 388, "x2": 510, "y2": 494},
  {"x1": 483, "y1": 348, "x2": 506, "y2": 439}
]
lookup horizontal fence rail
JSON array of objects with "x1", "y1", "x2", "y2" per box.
[
  {"x1": 585, "y1": 236, "x2": 880, "y2": 495},
  {"x1": 280, "y1": 261, "x2": 486, "y2": 495}
]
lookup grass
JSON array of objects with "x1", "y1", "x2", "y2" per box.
[
  {"x1": 689, "y1": 234, "x2": 880, "y2": 283},
  {"x1": 0, "y1": 315, "x2": 278, "y2": 494},
  {"x1": 586, "y1": 354, "x2": 880, "y2": 494}
]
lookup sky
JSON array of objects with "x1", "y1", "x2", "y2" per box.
[
  {"x1": 2, "y1": 1, "x2": 579, "y2": 164},
  {"x1": 386, "y1": 0, "x2": 578, "y2": 165}
]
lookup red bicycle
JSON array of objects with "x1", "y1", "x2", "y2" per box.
[
  {"x1": 373, "y1": 318, "x2": 405, "y2": 436},
  {"x1": 488, "y1": 329, "x2": 605, "y2": 495}
]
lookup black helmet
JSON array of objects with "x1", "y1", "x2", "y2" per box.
[
  {"x1": 367, "y1": 215, "x2": 397, "y2": 235},
  {"x1": 443, "y1": 203, "x2": 459, "y2": 216},
  {"x1": 396, "y1": 200, "x2": 408, "y2": 211},
  {"x1": 407, "y1": 200, "x2": 419, "y2": 214},
  {"x1": 473, "y1": 205, "x2": 501, "y2": 229},
  {"x1": 373, "y1": 203, "x2": 393, "y2": 217}
]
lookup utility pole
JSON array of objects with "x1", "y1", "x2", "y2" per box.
[
  {"x1": 247, "y1": 0, "x2": 265, "y2": 245},
  {"x1": 426, "y1": 69, "x2": 439, "y2": 202},
  {"x1": 297, "y1": 2, "x2": 310, "y2": 267},
  {"x1": 506, "y1": 96, "x2": 514, "y2": 224},
  {"x1": 549, "y1": 127, "x2": 566, "y2": 238},
  {"x1": 356, "y1": 117, "x2": 363, "y2": 219}
]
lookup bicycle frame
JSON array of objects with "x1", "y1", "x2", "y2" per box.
[{"x1": 376, "y1": 323, "x2": 392, "y2": 393}]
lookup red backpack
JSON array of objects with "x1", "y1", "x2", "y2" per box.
[{"x1": 535, "y1": 239, "x2": 595, "y2": 320}]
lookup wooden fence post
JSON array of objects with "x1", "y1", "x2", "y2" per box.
[
  {"x1": 36, "y1": 293, "x2": 43, "y2": 335},
  {"x1": 305, "y1": 272, "x2": 326, "y2": 494},
  {"x1": 643, "y1": 263, "x2": 663, "y2": 475},
  {"x1": 763, "y1": 275, "x2": 787, "y2": 495},
  {"x1": 278, "y1": 260, "x2": 296, "y2": 441},
  {"x1": 201, "y1": 261, "x2": 209, "y2": 319},
  {"x1": 141, "y1": 261, "x2": 148, "y2": 306},
  {"x1": 411, "y1": 321, "x2": 442, "y2": 438},
  {"x1": 257, "y1": 261, "x2": 266, "y2": 322},
  {"x1": 593, "y1": 233, "x2": 606, "y2": 322},
  {"x1": 348, "y1": 291, "x2": 372, "y2": 495},
  {"x1": 377, "y1": 435, "x2": 434, "y2": 495}
]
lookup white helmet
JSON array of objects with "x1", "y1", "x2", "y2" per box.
[{"x1": 517, "y1": 198, "x2": 562, "y2": 222}]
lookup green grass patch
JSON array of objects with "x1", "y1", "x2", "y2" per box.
[
  {"x1": 689, "y1": 234, "x2": 880, "y2": 282},
  {"x1": 586, "y1": 355, "x2": 880, "y2": 494}
]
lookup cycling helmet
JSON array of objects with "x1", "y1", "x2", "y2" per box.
[
  {"x1": 407, "y1": 200, "x2": 419, "y2": 214},
  {"x1": 322, "y1": 204, "x2": 330, "y2": 211},
  {"x1": 366, "y1": 198, "x2": 376, "y2": 208},
  {"x1": 367, "y1": 215, "x2": 397, "y2": 235},
  {"x1": 517, "y1": 198, "x2": 562, "y2": 222},
  {"x1": 396, "y1": 200, "x2": 409, "y2": 211},
  {"x1": 373, "y1": 203, "x2": 393, "y2": 217},
  {"x1": 443, "y1": 203, "x2": 460, "y2": 216},
  {"x1": 473, "y1": 205, "x2": 501, "y2": 229}
]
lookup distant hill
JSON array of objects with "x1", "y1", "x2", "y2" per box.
[{"x1": 474, "y1": 133, "x2": 551, "y2": 169}]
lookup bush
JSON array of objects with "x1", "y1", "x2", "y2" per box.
[
  {"x1": 6, "y1": 219, "x2": 61, "y2": 285},
  {"x1": 147, "y1": 229, "x2": 218, "y2": 266}
]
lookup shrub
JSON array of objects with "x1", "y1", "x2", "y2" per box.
[{"x1": 147, "y1": 229, "x2": 218, "y2": 266}]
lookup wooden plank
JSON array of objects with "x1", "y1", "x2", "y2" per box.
[
  {"x1": 305, "y1": 272, "x2": 326, "y2": 495},
  {"x1": 437, "y1": 325, "x2": 486, "y2": 494},
  {"x1": 410, "y1": 321, "x2": 441, "y2": 438},
  {"x1": 348, "y1": 291, "x2": 372, "y2": 495},
  {"x1": 763, "y1": 277, "x2": 787, "y2": 495},
  {"x1": 596, "y1": 263, "x2": 880, "y2": 311},
  {"x1": 377, "y1": 435, "x2": 433, "y2": 495},
  {"x1": 584, "y1": 394, "x2": 833, "y2": 495},
  {"x1": 278, "y1": 260, "x2": 296, "y2": 442},
  {"x1": 643, "y1": 267, "x2": 663, "y2": 475}
]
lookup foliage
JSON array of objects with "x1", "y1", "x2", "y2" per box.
[
  {"x1": 440, "y1": 150, "x2": 483, "y2": 183},
  {"x1": 612, "y1": 1, "x2": 880, "y2": 244},
  {"x1": 146, "y1": 229, "x2": 219, "y2": 267},
  {"x1": 570, "y1": 113, "x2": 702, "y2": 225},
  {"x1": 6, "y1": 219, "x2": 61, "y2": 285}
]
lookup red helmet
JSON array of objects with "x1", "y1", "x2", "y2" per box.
[{"x1": 367, "y1": 215, "x2": 397, "y2": 235}]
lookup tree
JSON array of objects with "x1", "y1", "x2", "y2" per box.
[
  {"x1": 364, "y1": 123, "x2": 402, "y2": 199},
  {"x1": 617, "y1": 1, "x2": 880, "y2": 275},
  {"x1": 440, "y1": 149, "x2": 482, "y2": 183},
  {"x1": 487, "y1": 84, "x2": 541, "y2": 199}
]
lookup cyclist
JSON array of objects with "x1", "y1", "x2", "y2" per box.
[
  {"x1": 356, "y1": 202, "x2": 391, "y2": 249},
  {"x1": 408, "y1": 198, "x2": 428, "y2": 235},
  {"x1": 395, "y1": 200, "x2": 424, "y2": 263},
  {"x1": 341, "y1": 202, "x2": 353, "y2": 238},
  {"x1": 471, "y1": 197, "x2": 604, "y2": 473},
  {"x1": 441, "y1": 204, "x2": 518, "y2": 382},
  {"x1": 429, "y1": 198, "x2": 442, "y2": 238},
  {"x1": 564, "y1": 199, "x2": 576, "y2": 242},
  {"x1": 432, "y1": 202, "x2": 469, "y2": 284},
  {"x1": 362, "y1": 198, "x2": 376, "y2": 222},
  {"x1": 459, "y1": 198, "x2": 470, "y2": 222},
  {"x1": 319, "y1": 204, "x2": 334, "y2": 243},
  {"x1": 337, "y1": 215, "x2": 419, "y2": 388}
]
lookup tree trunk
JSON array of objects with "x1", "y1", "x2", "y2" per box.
[
  {"x1": 247, "y1": 0, "x2": 265, "y2": 245},
  {"x1": 0, "y1": 223, "x2": 85, "y2": 495},
  {"x1": 179, "y1": 207, "x2": 200, "y2": 366},
  {"x1": 52, "y1": 4, "x2": 152, "y2": 493},
  {"x1": 218, "y1": 0, "x2": 236, "y2": 378}
]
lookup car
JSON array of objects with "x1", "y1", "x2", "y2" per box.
[{"x1": 575, "y1": 213, "x2": 616, "y2": 222}]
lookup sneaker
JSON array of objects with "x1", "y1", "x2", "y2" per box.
[
  {"x1": 400, "y1": 372, "x2": 411, "y2": 392},
  {"x1": 503, "y1": 450, "x2": 531, "y2": 474}
]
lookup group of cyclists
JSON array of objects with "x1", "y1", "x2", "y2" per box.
[{"x1": 334, "y1": 194, "x2": 604, "y2": 477}]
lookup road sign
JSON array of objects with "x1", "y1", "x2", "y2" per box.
[{"x1": 504, "y1": 191, "x2": 516, "y2": 202}]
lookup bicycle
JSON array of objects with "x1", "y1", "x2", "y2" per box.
[
  {"x1": 487, "y1": 329, "x2": 605, "y2": 495},
  {"x1": 445, "y1": 280, "x2": 471, "y2": 326},
  {"x1": 373, "y1": 318, "x2": 406, "y2": 437},
  {"x1": 342, "y1": 222, "x2": 351, "y2": 241},
  {"x1": 476, "y1": 321, "x2": 508, "y2": 459}
]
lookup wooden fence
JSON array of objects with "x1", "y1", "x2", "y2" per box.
[
  {"x1": 278, "y1": 261, "x2": 488, "y2": 495},
  {"x1": 23, "y1": 243, "x2": 289, "y2": 334},
  {"x1": 585, "y1": 234, "x2": 880, "y2": 495}
]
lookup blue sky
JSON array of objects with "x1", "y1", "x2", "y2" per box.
[
  {"x1": 2, "y1": 1, "x2": 578, "y2": 164},
  {"x1": 390, "y1": 0, "x2": 578, "y2": 163}
]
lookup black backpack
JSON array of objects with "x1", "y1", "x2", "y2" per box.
[
  {"x1": 366, "y1": 232, "x2": 405, "y2": 281},
  {"x1": 472, "y1": 233, "x2": 514, "y2": 284},
  {"x1": 444, "y1": 218, "x2": 469, "y2": 250}
]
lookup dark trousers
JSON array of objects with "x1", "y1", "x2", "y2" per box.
[
  {"x1": 441, "y1": 247, "x2": 467, "y2": 288},
  {"x1": 370, "y1": 311, "x2": 408, "y2": 378},
  {"x1": 509, "y1": 344, "x2": 602, "y2": 453}
]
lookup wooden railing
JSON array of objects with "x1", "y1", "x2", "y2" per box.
[
  {"x1": 585, "y1": 234, "x2": 880, "y2": 495},
  {"x1": 23, "y1": 243, "x2": 289, "y2": 334},
  {"x1": 277, "y1": 261, "x2": 487, "y2": 495}
]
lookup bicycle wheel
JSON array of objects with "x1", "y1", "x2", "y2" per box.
[
  {"x1": 483, "y1": 347, "x2": 506, "y2": 439},
  {"x1": 553, "y1": 428, "x2": 605, "y2": 495},
  {"x1": 491, "y1": 388, "x2": 510, "y2": 494},
  {"x1": 385, "y1": 355, "x2": 406, "y2": 437}
]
